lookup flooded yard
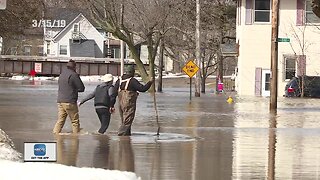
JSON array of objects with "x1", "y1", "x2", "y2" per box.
[{"x1": 0, "y1": 78, "x2": 320, "y2": 180}]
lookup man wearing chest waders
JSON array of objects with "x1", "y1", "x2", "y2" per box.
[{"x1": 114, "y1": 65, "x2": 154, "y2": 136}]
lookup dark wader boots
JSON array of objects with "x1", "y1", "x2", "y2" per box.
[{"x1": 118, "y1": 90, "x2": 138, "y2": 136}]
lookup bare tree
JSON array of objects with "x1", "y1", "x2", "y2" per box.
[
  {"x1": 0, "y1": 0, "x2": 44, "y2": 38},
  {"x1": 163, "y1": 0, "x2": 236, "y2": 93},
  {"x1": 70, "y1": 0, "x2": 180, "y2": 87},
  {"x1": 283, "y1": 20, "x2": 317, "y2": 97}
]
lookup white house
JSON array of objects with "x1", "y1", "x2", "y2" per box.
[
  {"x1": 44, "y1": 13, "x2": 106, "y2": 58},
  {"x1": 42, "y1": 12, "x2": 174, "y2": 71},
  {"x1": 235, "y1": 0, "x2": 320, "y2": 96},
  {"x1": 0, "y1": 7, "x2": 174, "y2": 73}
]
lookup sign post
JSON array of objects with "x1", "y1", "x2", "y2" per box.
[
  {"x1": 0, "y1": 0, "x2": 6, "y2": 10},
  {"x1": 182, "y1": 60, "x2": 199, "y2": 101}
]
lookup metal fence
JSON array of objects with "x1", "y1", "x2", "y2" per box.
[{"x1": 0, "y1": 55, "x2": 136, "y2": 76}]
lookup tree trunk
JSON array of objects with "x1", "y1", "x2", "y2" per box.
[
  {"x1": 113, "y1": 30, "x2": 149, "y2": 82},
  {"x1": 157, "y1": 39, "x2": 164, "y2": 92},
  {"x1": 195, "y1": 0, "x2": 201, "y2": 97},
  {"x1": 201, "y1": 75, "x2": 206, "y2": 93},
  {"x1": 301, "y1": 75, "x2": 305, "y2": 97},
  {"x1": 126, "y1": 42, "x2": 149, "y2": 82},
  {"x1": 146, "y1": 33, "x2": 161, "y2": 93},
  {"x1": 201, "y1": 57, "x2": 206, "y2": 93}
]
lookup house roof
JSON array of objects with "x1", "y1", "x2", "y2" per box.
[
  {"x1": 52, "y1": 13, "x2": 104, "y2": 41},
  {"x1": 45, "y1": 8, "x2": 99, "y2": 27},
  {"x1": 23, "y1": 27, "x2": 43, "y2": 36}
]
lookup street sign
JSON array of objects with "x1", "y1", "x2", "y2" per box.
[
  {"x1": 182, "y1": 60, "x2": 199, "y2": 78},
  {"x1": 277, "y1": 38, "x2": 290, "y2": 42},
  {"x1": 0, "y1": 0, "x2": 6, "y2": 10},
  {"x1": 35, "y1": 63, "x2": 42, "y2": 73}
]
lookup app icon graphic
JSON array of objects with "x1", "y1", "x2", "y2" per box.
[{"x1": 34, "y1": 144, "x2": 46, "y2": 156}]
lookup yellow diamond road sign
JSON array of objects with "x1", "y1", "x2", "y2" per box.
[{"x1": 182, "y1": 60, "x2": 199, "y2": 78}]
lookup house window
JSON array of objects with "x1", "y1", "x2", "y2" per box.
[
  {"x1": 38, "y1": 46, "x2": 44, "y2": 56},
  {"x1": 254, "y1": 0, "x2": 271, "y2": 22},
  {"x1": 108, "y1": 45, "x2": 120, "y2": 58},
  {"x1": 237, "y1": 0, "x2": 241, "y2": 25},
  {"x1": 264, "y1": 73, "x2": 271, "y2": 91},
  {"x1": 46, "y1": 42, "x2": 50, "y2": 55},
  {"x1": 24, "y1": 46, "x2": 32, "y2": 56},
  {"x1": 305, "y1": 0, "x2": 320, "y2": 23},
  {"x1": 10, "y1": 47, "x2": 17, "y2": 55},
  {"x1": 73, "y1": 23, "x2": 79, "y2": 32},
  {"x1": 59, "y1": 45, "x2": 68, "y2": 55},
  {"x1": 112, "y1": 47, "x2": 120, "y2": 58},
  {"x1": 284, "y1": 56, "x2": 296, "y2": 80}
]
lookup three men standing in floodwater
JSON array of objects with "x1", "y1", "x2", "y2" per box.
[{"x1": 53, "y1": 60, "x2": 153, "y2": 136}]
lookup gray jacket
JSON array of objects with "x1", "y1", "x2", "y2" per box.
[{"x1": 57, "y1": 67, "x2": 85, "y2": 103}]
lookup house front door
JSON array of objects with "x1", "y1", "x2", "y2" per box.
[{"x1": 261, "y1": 69, "x2": 271, "y2": 96}]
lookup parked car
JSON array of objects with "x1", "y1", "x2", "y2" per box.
[{"x1": 284, "y1": 76, "x2": 320, "y2": 98}]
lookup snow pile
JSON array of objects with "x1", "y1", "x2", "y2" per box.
[
  {"x1": 8, "y1": 72, "x2": 192, "y2": 83},
  {"x1": 79, "y1": 75, "x2": 103, "y2": 82},
  {"x1": 10, "y1": 75, "x2": 30, "y2": 81},
  {"x1": 0, "y1": 129, "x2": 22, "y2": 162},
  {"x1": 9, "y1": 75, "x2": 57, "y2": 81},
  {"x1": 0, "y1": 129, "x2": 141, "y2": 180},
  {"x1": 0, "y1": 160, "x2": 141, "y2": 180}
]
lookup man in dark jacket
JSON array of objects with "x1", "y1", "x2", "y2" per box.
[
  {"x1": 114, "y1": 65, "x2": 154, "y2": 136},
  {"x1": 53, "y1": 60, "x2": 85, "y2": 134},
  {"x1": 78, "y1": 74, "x2": 117, "y2": 134}
]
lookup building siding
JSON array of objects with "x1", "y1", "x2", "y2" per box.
[
  {"x1": 236, "y1": 0, "x2": 320, "y2": 96},
  {"x1": 51, "y1": 15, "x2": 104, "y2": 58}
]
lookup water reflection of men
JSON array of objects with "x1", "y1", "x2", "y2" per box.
[
  {"x1": 92, "y1": 136, "x2": 135, "y2": 172},
  {"x1": 92, "y1": 135, "x2": 112, "y2": 169},
  {"x1": 114, "y1": 65, "x2": 153, "y2": 136},
  {"x1": 56, "y1": 136, "x2": 79, "y2": 166},
  {"x1": 116, "y1": 136, "x2": 135, "y2": 172}
]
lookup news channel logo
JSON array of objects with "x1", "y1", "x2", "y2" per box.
[
  {"x1": 24, "y1": 142, "x2": 57, "y2": 162},
  {"x1": 34, "y1": 144, "x2": 46, "y2": 156}
]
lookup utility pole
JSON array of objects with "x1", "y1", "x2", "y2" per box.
[
  {"x1": 195, "y1": 0, "x2": 201, "y2": 97},
  {"x1": 270, "y1": 0, "x2": 279, "y2": 112},
  {"x1": 120, "y1": 3, "x2": 124, "y2": 76},
  {"x1": 104, "y1": 1, "x2": 111, "y2": 58}
]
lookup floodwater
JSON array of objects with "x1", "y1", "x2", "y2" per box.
[{"x1": 1, "y1": 78, "x2": 320, "y2": 180}]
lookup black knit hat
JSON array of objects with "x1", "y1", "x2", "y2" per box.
[{"x1": 124, "y1": 65, "x2": 134, "y2": 75}]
